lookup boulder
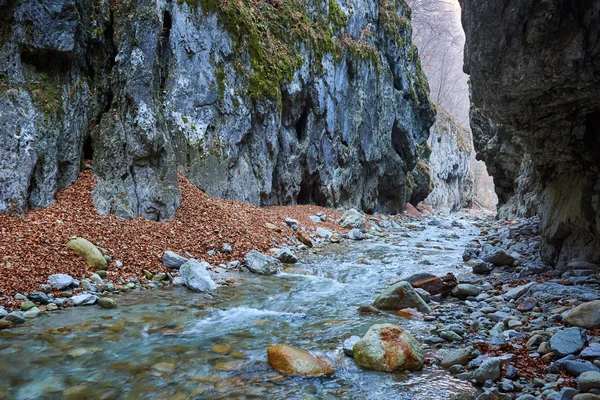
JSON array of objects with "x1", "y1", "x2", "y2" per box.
[
  {"x1": 244, "y1": 251, "x2": 280, "y2": 276},
  {"x1": 550, "y1": 327, "x2": 588, "y2": 357},
  {"x1": 348, "y1": 229, "x2": 363, "y2": 240},
  {"x1": 481, "y1": 244, "x2": 517, "y2": 266},
  {"x1": 564, "y1": 301, "x2": 600, "y2": 329},
  {"x1": 473, "y1": 260, "x2": 494, "y2": 274},
  {"x1": 412, "y1": 273, "x2": 458, "y2": 295},
  {"x1": 316, "y1": 227, "x2": 333, "y2": 239},
  {"x1": 180, "y1": 260, "x2": 218, "y2": 292},
  {"x1": 338, "y1": 209, "x2": 366, "y2": 230},
  {"x1": 66, "y1": 238, "x2": 107, "y2": 270},
  {"x1": 452, "y1": 283, "x2": 482, "y2": 299},
  {"x1": 276, "y1": 248, "x2": 298, "y2": 264},
  {"x1": 473, "y1": 357, "x2": 502, "y2": 384},
  {"x1": 373, "y1": 281, "x2": 431, "y2": 313},
  {"x1": 48, "y1": 274, "x2": 75, "y2": 290},
  {"x1": 161, "y1": 251, "x2": 188, "y2": 269},
  {"x1": 568, "y1": 260, "x2": 600, "y2": 272},
  {"x1": 353, "y1": 324, "x2": 424, "y2": 372},
  {"x1": 267, "y1": 345, "x2": 334, "y2": 377}
]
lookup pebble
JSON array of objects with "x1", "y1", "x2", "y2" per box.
[{"x1": 48, "y1": 274, "x2": 75, "y2": 290}]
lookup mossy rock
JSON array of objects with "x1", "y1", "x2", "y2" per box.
[
  {"x1": 66, "y1": 238, "x2": 107, "y2": 270},
  {"x1": 98, "y1": 298, "x2": 118, "y2": 309}
]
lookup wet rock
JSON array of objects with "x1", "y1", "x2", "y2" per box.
[
  {"x1": 550, "y1": 328, "x2": 588, "y2": 357},
  {"x1": 48, "y1": 274, "x2": 74, "y2": 290},
  {"x1": 66, "y1": 238, "x2": 107, "y2": 270},
  {"x1": 338, "y1": 209, "x2": 366, "y2": 230},
  {"x1": 373, "y1": 281, "x2": 432, "y2": 313},
  {"x1": 23, "y1": 307, "x2": 40, "y2": 318},
  {"x1": 180, "y1": 260, "x2": 218, "y2": 292},
  {"x1": 564, "y1": 301, "x2": 600, "y2": 329},
  {"x1": 579, "y1": 371, "x2": 600, "y2": 392},
  {"x1": 412, "y1": 273, "x2": 458, "y2": 295},
  {"x1": 452, "y1": 284, "x2": 482, "y2": 299},
  {"x1": 161, "y1": 251, "x2": 189, "y2": 269},
  {"x1": 504, "y1": 282, "x2": 535, "y2": 300},
  {"x1": 5, "y1": 311, "x2": 25, "y2": 324},
  {"x1": 348, "y1": 229, "x2": 363, "y2": 240},
  {"x1": 440, "y1": 347, "x2": 472, "y2": 367},
  {"x1": 244, "y1": 251, "x2": 281, "y2": 276},
  {"x1": 71, "y1": 294, "x2": 98, "y2": 306},
  {"x1": 20, "y1": 301, "x2": 35, "y2": 311},
  {"x1": 481, "y1": 245, "x2": 516, "y2": 266},
  {"x1": 276, "y1": 248, "x2": 298, "y2": 264},
  {"x1": 343, "y1": 336, "x2": 361, "y2": 357},
  {"x1": 463, "y1": 248, "x2": 479, "y2": 262},
  {"x1": 98, "y1": 298, "x2": 118, "y2": 309},
  {"x1": 0, "y1": 320, "x2": 14, "y2": 330},
  {"x1": 267, "y1": 345, "x2": 334, "y2": 377},
  {"x1": 473, "y1": 357, "x2": 502, "y2": 384},
  {"x1": 353, "y1": 324, "x2": 424, "y2": 372},
  {"x1": 316, "y1": 227, "x2": 333, "y2": 239}
]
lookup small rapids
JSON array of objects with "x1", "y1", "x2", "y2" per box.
[{"x1": 0, "y1": 216, "x2": 481, "y2": 400}]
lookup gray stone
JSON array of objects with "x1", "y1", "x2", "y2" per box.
[
  {"x1": 23, "y1": 307, "x2": 40, "y2": 319},
  {"x1": 315, "y1": 227, "x2": 333, "y2": 239},
  {"x1": 0, "y1": 307, "x2": 7, "y2": 318},
  {"x1": 480, "y1": 245, "x2": 517, "y2": 266},
  {"x1": 222, "y1": 243, "x2": 232, "y2": 254},
  {"x1": 161, "y1": 251, "x2": 189, "y2": 269},
  {"x1": 581, "y1": 343, "x2": 600, "y2": 358},
  {"x1": 338, "y1": 209, "x2": 366, "y2": 230},
  {"x1": 473, "y1": 357, "x2": 502, "y2": 384},
  {"x1": 504, "y1": 282, "x2": 535, "y2": 300},
  {"x1": 284, "y1": 218, "x2": 299, "y2": 230},
  {"x1": 565, "y1": 360, "x2": 600, "y2": 377},
  {"x1": 415, "y1": 288, "x2": 431, "y2": 303},
  {"x1": 568, "y1": 261, "x2": 600, "y2": 272},
  {"x1": 5, "y1": 311, "x2": 25, "y2": 324},
  {"x1": 565, "y1": 301, "x2": 600, "y2": 329},
  {"x1": 348, "y1": 228, "x2": 363, "y2": 240},
  {"x1": 373, "y1": 281, "x2": 432, "y2": 313},
  {"x1": 276, "y1": 248, "x2": 298, "y2": 264},
  {"x1": 244, "y1": 251, "x2": 281, "y2": 276},
  {"x1": 550, "y1": 328, "x2": 588, "y2": 357},
  {"x1": 89, "y1": 273, "x2": 103, "y2": 285},
  {"x1": 342, "y1": 335, "x2": 360, "y2": 357},
  {"x1": 71, "y1": 294, "x2": 98, "y2": 306},
  {"x1": 309, "y1": 216, "x2": 322, "y2": 223},
  {"x1": 473, "y1": 260, "x2": 494, "y2": 274},
  {"x1": 579, "y1": 371, "x2": 600, "y2": 392},
  {"x1": 180, "y1": 260, "x2": 217, "y2": 292},
  {"x1": 28, "y1": 291, "x2": 50, "y2": 304},
  {"x1": 48, "y1": 274, "x2": 74, "y2": 290},
  {"x1": 452, "y1": 284, "x2": 482, "y2": 298},
  {"x1": 440, "y1": 331, "x2": 463, "y2": 342},
  {"x1": 440, "y1": 347, "x2": 472, "y2": 367},
  {"x1": 476, "y1": 388, "x2": 512, "y2": 400}
]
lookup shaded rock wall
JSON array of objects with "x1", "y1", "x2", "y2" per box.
[
  {"x1": 0, "y1": 0, "x2": 435, "y2": 219},
  {"x1": 460, "y1": 0, "x2": 600, "y2": 265},
  {"x1": 424, "y1": 109, "x2": 474, "y2": 212}
]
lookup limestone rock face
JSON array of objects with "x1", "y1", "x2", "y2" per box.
[
  {"x1": 460, "y1": 0, "x2": 600, "y2": 266},
  {"x1": 0, "y1": 0, "x2": 434, "y2": 219}
]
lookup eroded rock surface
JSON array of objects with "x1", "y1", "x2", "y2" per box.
[{"x1": 460, "y1": 0, "x2": 600, "y2": 266}]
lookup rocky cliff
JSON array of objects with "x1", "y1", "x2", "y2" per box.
[
  {"x1": 0, "y1": 0, "x2": 435, "y2": 220},
  {"x1": 460, "y1": 0, "x2": 600, "y2": 265},
  {"x1": 424, "y1": 109, "x2": 474, "y2": 212}
]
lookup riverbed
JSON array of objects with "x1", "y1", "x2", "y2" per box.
[{"x1": 0, "y1": 216, "x2": 482, "y2": 399}]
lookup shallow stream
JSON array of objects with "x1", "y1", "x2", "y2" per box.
[{"x1": 0, "y1": 217, "x2": 482, "y2": 399}]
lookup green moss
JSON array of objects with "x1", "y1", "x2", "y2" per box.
[
  {"x1": 193, "y1": 0, "x2": 382, "y2": 101},
  {"x1": 378, "y1": 0, "x2": 410, "y2": 47},
  {"x1": 215, "y1": 63, "x2": 226, "y2": 101}
]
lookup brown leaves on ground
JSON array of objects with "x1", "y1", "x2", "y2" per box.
[{"x1": 0, "y1": 170, "x2": 344, "y2": 309}]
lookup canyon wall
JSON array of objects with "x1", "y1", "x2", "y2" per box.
[
  {"x1": 461, "y1": 0, "x2": 600, "y2": 265},
  {"x1": 0, "y1": 0, "x2": 435, "y2": 220}
]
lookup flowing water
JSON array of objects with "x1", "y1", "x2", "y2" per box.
[{"x1": 0, "y1": 217, "x2": 482, "y2": 400}]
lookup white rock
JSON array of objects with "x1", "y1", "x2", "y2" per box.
[
  {"x1": 180, "y1": 260, "x2": 217, "y2": 292},
  {"x1": 162, "y1": 251, "x2": 189, "y2": 269},
  {"x1": 316, "y1": 227, "x2": 333, "y2": 239},
  {"x1": 48, "y1": 274, "x2": 74, "y2": 290},
  {"x1": 89, "y1": 273, "x2": 104, "y2": 285},
  {"x1": 71, "y1": 294, "x2": 98, "y2": 306}
]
